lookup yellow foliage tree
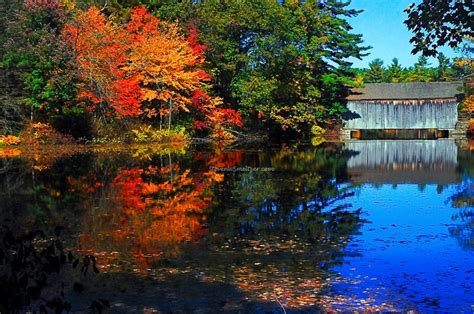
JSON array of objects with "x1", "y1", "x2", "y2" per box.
[{"x1": 123, "y1": 7, "x2": 210, "y2": 127}]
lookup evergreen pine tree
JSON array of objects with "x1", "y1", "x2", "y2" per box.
[
  {"x1": 386, "y1": 58, "x2": 404, "y2": 82},
  {"x1": 364, "y1": 58, "x2": 385, "y2": 83}
]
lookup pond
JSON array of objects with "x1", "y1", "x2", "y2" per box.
[{"x1": 0, "y1": 140, "x2": 473, "y2": 313}]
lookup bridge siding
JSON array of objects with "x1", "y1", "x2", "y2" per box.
[{"x1": 345, "y1": 101, "x2": 458, "y2": 130}]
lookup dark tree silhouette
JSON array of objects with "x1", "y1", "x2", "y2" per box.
[{"x1": 404, "y1": 0, "x2": 473, "y2": 56}]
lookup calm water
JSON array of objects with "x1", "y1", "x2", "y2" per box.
[{"x1": 0, "y1": 140, "x2": 472, "y2": 313}]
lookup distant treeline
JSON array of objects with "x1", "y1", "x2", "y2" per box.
[{"x1": 358, "y1": 54, "x2": 470, "y2": 84}]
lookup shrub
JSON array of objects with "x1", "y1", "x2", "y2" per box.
[
  {"x1": 310, "y1": 124, "x2": 326, "y2": 146},
  {"x1": 131, "y1": 125, "x2": 189, "y2": 143},
  {"x1": 20, "y1": 122, "x2": 74, "y2": 145},
  {"x1": 0, "y1": 148, "x2": 21, "y2": 158},
  {"x1": 310, "y1": 125, "x2": 326, "y2": 137},
  {"x1": 0, "y1": 135, "x2": 22, "y2": 146},
  {"x1": 468, "y1": 119, "x2": 474, "y2": 138}
]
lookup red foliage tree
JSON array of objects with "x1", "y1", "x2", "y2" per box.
[
  {"x1": 62, "y1": 7, "x2": 142, "y2": 117},
  {"x1": 62, "y1": 6, "x2": 242, "y2": 137}
]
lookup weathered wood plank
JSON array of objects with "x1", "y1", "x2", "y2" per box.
[{"x1": 345, "y1": 101, "x2": 458, "y2": 129}]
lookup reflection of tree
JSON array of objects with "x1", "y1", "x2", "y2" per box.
[
  {"x1": 448, "y1": 179, "x2": 474, "y2": 250},
  {"x1": 198, "y1": 145, "x2": 365, "y2": 309},
  {"x1": 0, "y1": 157, "x2": 27, "y2": 210},
  {"x1": 203, "y1": 149, "x2": 243, "y2": 169},
  {"x1": 458, "y1": 148, "x2": 474, "y2": 179},
  {"x1": 1, "y1": 144, "x2": 366, "y2": 311},
  {"x1": 213, "y1": 145, "x2": 358, "y2": 241},
  {"x1": 448, "y1": 149, "x2": 474, "y2": 250},
  {"x1": 0, "y1": 154, "x2": 95, "y2": 234},
  {"x1": 79, "y1": 161, "x2": 224, "y2": 269}
]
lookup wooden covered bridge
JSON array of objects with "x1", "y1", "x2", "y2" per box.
[{"x1": 343, "y1": 82, "x2": 464, "y2": 139}]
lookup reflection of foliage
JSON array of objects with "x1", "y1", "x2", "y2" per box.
[
  {"x1": 195, "y1": 149, "x2": 243, "y2": 169},
  {"x1": 201, "y1": 145, "x2": 364, "y2": 309},
  {"x1": 449, "y1": 183, "x2": 474, "y2": 208},
  {"x1": 131, "y1": 142, "x2": 187, "y2": 160},
  {"x1": 0, "y1": 143, "x2": 189, "y2": 166},
  {"x1": 450, "y1": 208, "x2": 474, "y2": 251},
  {"x1": 310, "y1": 125, "x2": 326, "y2": 147},
  {"x1": 0, "y1": 135, "x2": 22, "y2": 146},
  {"x1": 1, "y1": 144, "x2": 365, "y2": 311},
  {"x1": 458, "y1": 148, "x2": 474, "y2": 179},
  {"x1": 79, "y1": 161, "x2": 222, "y2": 269},
  {"x1": 449, "y1": 150, "x2": 474, "y2": 250},
  {"x1": 25, "y1": 154, "x2": 95, "y2": 228},
  {"x1": 448, "y1": 178, "x2": 474, "y2": 250},
  {"x1": 0, "y1": 148, "x2": 22, "y2": 158}
]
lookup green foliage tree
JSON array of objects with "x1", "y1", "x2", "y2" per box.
[
  {"x1": 2, "y1": 0, "x2": 78, "y2": 121},
  {"x1": 1, "y1": 0, "x2": 369, "y2": 138},
  {"x1": 364, "y1": 58, "x2": 385, "y2": 83},
  {"x1": 360, "y1": 55, "x2": 461, "y2": 84},
  {"x1": 386, "y1": 58, "x2": 404, "y2": 83},
  {"x1": 405, "y1": 56, "x2": 433, "y2": 82},
  {"x1": 435, "y1": 52, "x2": 453, "y2": 81},
  {"x1": 150, "y1": 0, "x2": 369, "y2": 134},
  {"x1": 0, "y1": 0, "x2": 28, "y2": 133},
  {"x1": 404, "y1": 0, "x2": 473, "y2": 56}
]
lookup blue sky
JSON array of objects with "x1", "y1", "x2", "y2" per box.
[{"x1": 347, "y1": 0, "x2": 460, "y2": 69}]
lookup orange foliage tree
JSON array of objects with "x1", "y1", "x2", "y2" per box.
[
  {"x1": 191, "y1": 90, "x2": 243, "y2": 140},
  {"x1": 63, "y1": 6, "x2": 242, "y2": 138},
  {"x1": 62, "y1": 8, "x2": 142, "y2": 117},
  {"x1": 123, "y1": 8, "x2": 208, "y2": 123},
  {"x1": 123, "y1": 7, "x2": 242, "y2": 137}
]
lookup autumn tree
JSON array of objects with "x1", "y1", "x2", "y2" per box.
[
  {"x1": 149, "y1": 0, "x2": 368, "y2": 135},
  {"x1": 454, "y1": 37, "x2": 474, "y2": 113},
  {"x1": 190, "y1": 89, "x2": 243, "y2": 140},
  {"x1": 123, "y1": 8, "x2": 211, "y2": 127},
  {"x1": 62, "y1": 6, "x2": 241, "y2": 138},
  {"x1": 62, "y1": 7, "x2": 141, "y2": 118},
  {"x1": 2, "y1": 0, "x2": 371, "y2": 138}
]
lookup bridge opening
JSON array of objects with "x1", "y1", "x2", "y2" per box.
[{"x1": 350, "y1": 129, "x2": 450, "y2": 140}]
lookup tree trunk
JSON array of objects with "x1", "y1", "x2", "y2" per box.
[{"x1": 168, "y1": 100, "x2": 172, "y2": 130}]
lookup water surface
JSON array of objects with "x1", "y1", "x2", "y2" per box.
[{"x1": 0, "y1": 140, "x2": 472, "y2": 312}]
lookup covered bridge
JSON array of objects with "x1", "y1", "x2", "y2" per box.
[{"x1": 344, "y1": 82, "x2": 463, "y2": 139}]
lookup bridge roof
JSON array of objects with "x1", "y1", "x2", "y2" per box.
[{"x1": 348, "y1": 81, "x2": 464, "y2": 101}]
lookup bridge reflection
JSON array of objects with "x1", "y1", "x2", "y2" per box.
[{"x1": 346, "y1": 140, "x2": 460, "y2": 185}]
